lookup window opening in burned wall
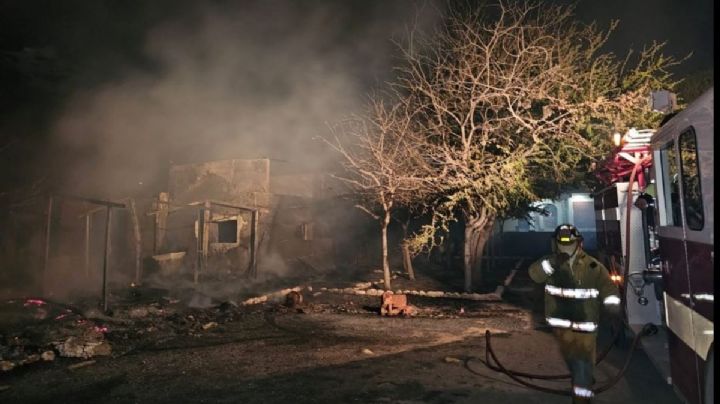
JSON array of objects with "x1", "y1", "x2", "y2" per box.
[{"x1": 218, "y1": 219, "x2": 238, "y2": 243}]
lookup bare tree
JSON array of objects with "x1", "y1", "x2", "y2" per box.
[
  {"x1": 395, "y1": 0, "x2": 681, "y2": 291},
  {"x1": 325, "y1": 98, "x2": 432, "y2": 290}
]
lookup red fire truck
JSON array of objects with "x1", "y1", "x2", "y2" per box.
[{"x1": 593, "y1": 87, "x2": 713, "y2": 404}]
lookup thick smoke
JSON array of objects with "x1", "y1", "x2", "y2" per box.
[
  {"x1": 51, "y1": 1, "x2": 439, "y2": 199},
  {"x1": 27, "y1": 2, "x2": 443, "y2": 301}
]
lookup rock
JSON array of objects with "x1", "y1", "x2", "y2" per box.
[
  {"x1": 21, "y1": 354, "x2": 40, "y2": 365},
  {"x1": 427, "y1": 291, "x2": 443, "y2": 298},
  {"x1": 443, "y1": 356, "x2": 461, "y2": 363},
  {"x1": 306, "y1": 286, "x2": 313, "y2": 292},
  {"x1": 353, "y1": 282, "x2": 372, "y2": 289},
  {"x1": 41, "y1": 351, "x2": 56, "y2": 361},
  {"x1": 312, "y1": 292, "x2": 322, "y2": 297},
  {"x1": 343, "y1": 288, "x2": 355, "y2": 295},
  {"x1": 418, "y1": 291, "x2": 427, "y2": 296},
  {"x1": 354, "y1": 290, "x2": 366, "y2": 295},
  {"x1": 360, "y1": 348, "x2": 374, "y2": 355},
  {"x1": 284, "y1": 291, "x2": 303, "y2": 307},
  {"x1": 320, "y1": 287, "x2": 327, "y2": 291},
  {"x1": 202, "y1": 322, "x2": 218, "y2": 330},
  {"x1": 0, "y1": 385, "x2": 9, "y2": 392},
  {"x1": 0, "y1": 361, "x2": 14, "y2": 372},
  {"x1": 54, "y1": 337, "x2": 111, "y2": 359}
]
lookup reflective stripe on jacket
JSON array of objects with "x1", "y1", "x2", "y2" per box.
[{"x1": 529, "y1": 249, "x2": 619, "y2": 331}]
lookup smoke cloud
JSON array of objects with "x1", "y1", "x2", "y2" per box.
[{"x1": 51, "y1": 1, "x2": 440, "y2": 199}]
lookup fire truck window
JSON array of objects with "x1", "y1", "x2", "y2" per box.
[
  {"x1": 659, "y1": 140, "x2": 681, "y2": 226},
  {"x1": 678, "y1": 128, "x2": 704, "y2": 231}
]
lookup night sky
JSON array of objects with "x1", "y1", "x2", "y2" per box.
[{"x1": 0, "y1": 0, "x2": 714, "y2": 198}]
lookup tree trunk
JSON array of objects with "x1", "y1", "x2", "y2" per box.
[
  {"x1": 470, "y1": 218, "x2": 495, "y2": 287},
  {"x1": 399, "y1": 220, "x2": 415, "y2": 280},
  {"x1": 401, "y1": 242, "x2": 415, "y2": 280},
  {"x1": 463, "y1": 226, "x2": 477, "y2": 292},
  {"x1": 381, "y1": 210, "x2": 392, "y2": 290},
  {"x1": 462, "y1": 209, "x2": 496, "y2": 292}
]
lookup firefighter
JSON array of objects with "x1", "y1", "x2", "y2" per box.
[{"x1": 529, "y1": 224, "x2": 621, "y2": 403}]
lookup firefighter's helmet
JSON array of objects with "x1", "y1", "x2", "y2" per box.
[{"x1": 553, "y1": 224, "x2": 583, "y2": 245}]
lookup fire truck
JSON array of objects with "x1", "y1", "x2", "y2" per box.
[{"x1": 593, "y1": 87, "x2": 713, "y2": 404}]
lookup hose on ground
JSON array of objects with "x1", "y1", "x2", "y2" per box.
[
  {"x1": 474, "y1": 323, "x2": 657, "y2": 396},
  {"x1": 476, "y1": 319, "x2": 624, "y2": 381}
]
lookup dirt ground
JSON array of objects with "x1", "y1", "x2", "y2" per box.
[{"x1": 0, "y1": 263, "x2": 682, "y2": 404}]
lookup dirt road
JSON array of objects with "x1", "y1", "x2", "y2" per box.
[
  {"x1": 0, "y1": 264, "x2": 682, "y2": 404},
  {"x1": 0, "y1": 300, "x2": 680, "y2": 403}
]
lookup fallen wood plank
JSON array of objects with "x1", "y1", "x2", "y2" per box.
[{"x1": 67, "y1": 360, "x2": 96, "y2": 370}]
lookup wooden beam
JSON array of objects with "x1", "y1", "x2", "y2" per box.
[
  {"x1": 84, "y1": 214, "x2": 91, "y2": 278},
  {"x1": 42, "y1": 195, "x2": 53, "y2": 295},
  {"x1": 128, "y1": 198, "x2": 142, "y2": 285},
  {"x1": 249, "y1": 210, "x2": 259, "y2": 277},
  {"x1": 101, "y1": 206, "x2": 113, "y2": 313}
]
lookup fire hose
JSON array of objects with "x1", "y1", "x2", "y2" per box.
[
  {"x1": 476, "y1": 323, "x2": 657, "y2": 396},
  {"x1": 472, "y1": 320, "x2": 625, "y2": 381}
]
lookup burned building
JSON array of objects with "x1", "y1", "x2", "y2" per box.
[{"x1": 137, "y1": 158, "x2": 361, "y2": 285}]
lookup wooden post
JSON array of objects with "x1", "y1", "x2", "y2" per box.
[
  {"x1": 102, "y1": 206, "x2": 112, "y2": 312},
  {"x1": 43, "y1": 195, "x2": 54, "y2": 295},
  {"x1": 154, "y1": 192, "x2": 169, "y2": 254},
  {"x1": 249, "y1": 210, "x2": 258, "y2": 277},
  {"x1": 84, "y1": 214, "x2": 91, "y2": 278},
  {"x1": 128, "y1": 198, "x2": 142, "y2": 285},
  {"x1": 195, "y1": 206, "x2": 204, "y2": 285},
  {"x1": 202, "y1": 201, "x2": 211, "y2": 277}
]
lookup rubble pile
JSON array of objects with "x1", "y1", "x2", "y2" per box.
[
  {"x1": 0, "y1": 298, "x2": 111, "y2": 372},
  {"x1": 0, "y1": 279, "x2": 518, "y2": 375}
]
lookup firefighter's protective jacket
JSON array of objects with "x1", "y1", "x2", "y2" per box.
[{"x1": 529, "y1": 249, "x2": 619, "y2": 332}]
